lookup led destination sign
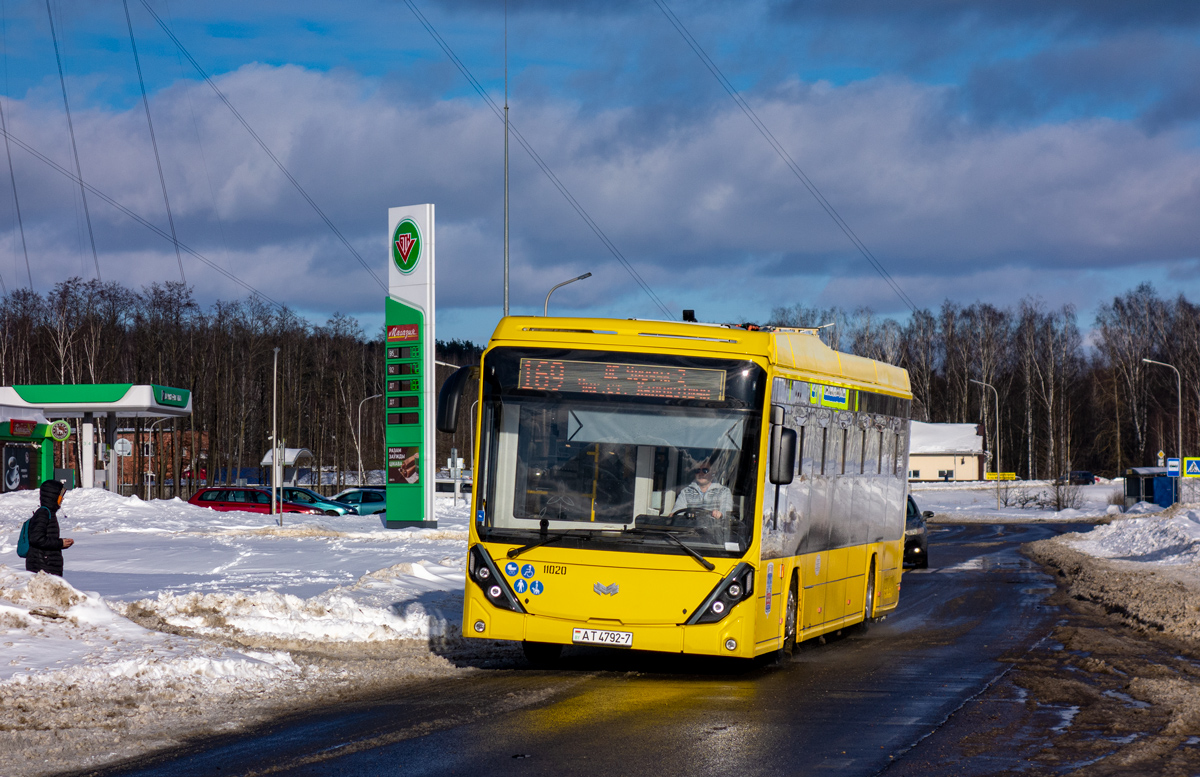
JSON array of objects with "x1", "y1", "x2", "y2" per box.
[{"x1": 518, "y1": 358, "x2": 725, "y2": 400}]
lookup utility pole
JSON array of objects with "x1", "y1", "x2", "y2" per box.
[{"x1": 971, "y1": 378, "x2": 1001, "y2": 509}]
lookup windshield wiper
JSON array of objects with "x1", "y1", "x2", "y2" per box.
[
  {"x1": 623, "y1": 528, "x2": 716, "y2": 571},
  {"x1": 507, "y1": 530, "x2": 592, "y2": 559}
]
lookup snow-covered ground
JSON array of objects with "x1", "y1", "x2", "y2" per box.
[
  {"x1": 0, "y1": 489, "x2": 470, "y2": 696},
  {"x1": 0, "y1": 478, "x2": 1176, "y2": 774},
  {"x1": 911, "y1": 479, "x2": 1132, "y2": 522},
  {"x1": 0, "y1": 480, "x2": 1145, "y2": 694}
]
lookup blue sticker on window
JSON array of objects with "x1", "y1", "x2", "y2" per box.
[
  {"x1": 514, "y1": 579, "x2": 528, "y2": 594},
  {"x1": 476, "y1": 510, "x2": 484, "y2": 522},
  {"x1": 521, "y1": 564, "x2": 536, "y2": 579},
  {"x1": 530, "y1": 580, "x2": 544, "y2": 595},
  {"x1": 505, "y1": 561, "x2": 519, "y2": 577}
]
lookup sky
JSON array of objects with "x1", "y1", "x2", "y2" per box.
[{"x1": 0, "y1": 0, "x2": 1198, "y2": 343}]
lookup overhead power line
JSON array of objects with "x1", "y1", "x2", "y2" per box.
[
  {"x1": 402, "y1": 0, "x2": 674, "y2": 320},
  {"x1": 136, "y1": 0, "x2": 387, "y2": 292},
  {"x1": 122, "y1": 0, "x2": 184, "y2": 284},
  {"x1": 0, "y1": 124, "x2": 283, "y2": 308},
  {"x1": 0, "y1": 94, "x2": 31, "y2": 290},
  {"x1": 45, "y1": 0, "x2": 101, "y2": 282},
  {"x1": 653, "y1": 0, "x2": 918, "y2": 314}
]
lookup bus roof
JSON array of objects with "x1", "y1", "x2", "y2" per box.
[{"x1": 488, "y1": 316, "x2": 911, "y2": 398}]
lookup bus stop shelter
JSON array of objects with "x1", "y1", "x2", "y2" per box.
[{"x1": 0, "y1": 384, "x2": 192, "y2": 490}]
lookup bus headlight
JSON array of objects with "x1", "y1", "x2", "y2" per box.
[
  {"x1": 686, "y1": 562, "x2": 755, "y2": 625},
  {"x1": 468, "y1": 545, "x2": 526, "y2": 614}
]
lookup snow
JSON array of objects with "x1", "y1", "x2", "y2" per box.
[
  {"x1": 910, "y1": 480, "x2": 1123, "y2": 522},
  {"x1": 909, "y1": 421, "x2": 983, "y2": 454},
  {"x1": 1068, "y1": 509, "x2": 1200, "y2": 565},
  {"x1": 0, "y1": 488, "x2": 470, "y2": 694}
]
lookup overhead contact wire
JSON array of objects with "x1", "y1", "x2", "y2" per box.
[
  {"x1": 45, "y1": 0, "x2": 101, "y2": 281},
  {"x1": 0, "y1": 125, "x2": 283, "y2": 309},
  {"x1": 136, "y1": 0, "x2": 387, "y2": 292},
  {"x1": 123, "y1": 0, "x2": 185, "y2": 284},
  {"x1": 653, "y1": 0, "x2": 917, "y2": 314},
  {"x1": 403, "y1": 0, "x2": 674, "y2": 320},
  {"x1": 0, "y1": 95, "x2": 30, "y2": 290}
]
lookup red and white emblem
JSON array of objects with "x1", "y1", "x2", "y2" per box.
[{"x1": 395, "y1": 234, "x2": 416, "y2": 262}]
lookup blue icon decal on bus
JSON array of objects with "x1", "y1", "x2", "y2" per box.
[
  {"x1": 521, "y1": 564, "x2": 536, "y2": 579},
  {"x1": 514, "y1": 579, "x2": 528, "y2": 594},
  {"x1": 505, "y1": 561, "x2": 519, "y2": 577},
  {"x1": 530, "y1": 580, "x2": 544, "y2": 595}
]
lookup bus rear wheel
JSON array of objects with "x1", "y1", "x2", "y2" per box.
[
  {"x1": 780, "y1": 580, "x2": 798, "y2": 658},
  {"x1": 522, "y1": 641, "x2": 563, "y2": 667}
]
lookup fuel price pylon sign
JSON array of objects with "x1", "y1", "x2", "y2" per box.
[{"x1": 385, "y1": 204, "x2": 436, "y2": 528}]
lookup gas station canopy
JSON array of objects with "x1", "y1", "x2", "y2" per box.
[{"x1": 0, "y1": 384, "x2": 191, "y2": 418}]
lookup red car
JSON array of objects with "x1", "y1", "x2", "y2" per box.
[{"x1": 187, "y1": 487, "x2": 324, "y2": 515}]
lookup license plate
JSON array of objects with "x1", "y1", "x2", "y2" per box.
[{"x1": 572, "y1": 628, "x2": 633, "y2": 647}]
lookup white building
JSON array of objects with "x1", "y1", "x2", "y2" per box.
[{"x1": 908, "y1": 422, "x2": 986, "y2": 482}]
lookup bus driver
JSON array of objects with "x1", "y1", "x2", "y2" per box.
[{"x1": 674, "y1": 463, "x2": 733, "y2": 518}]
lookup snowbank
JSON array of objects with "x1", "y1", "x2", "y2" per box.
[
  {"x1": 1024, "y1": 505, "x2": 1200, "y2": 643},
  {"x1": 0, "y1": 488, "x2": 474, "y2": 776}
]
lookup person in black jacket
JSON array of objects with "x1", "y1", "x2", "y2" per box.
[{"x1": 25, "y1": 479, "x2": 73, "y2": 576}]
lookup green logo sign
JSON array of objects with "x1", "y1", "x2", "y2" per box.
[{"x1": 392, "y1": 218, "x2": 422, "y2": 275}]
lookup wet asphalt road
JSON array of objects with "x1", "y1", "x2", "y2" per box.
[{"x1": 88, "y1": 523, "x2": 1087, "y2": 777}]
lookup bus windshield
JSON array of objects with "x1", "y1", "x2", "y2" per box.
[{"x1": 475, "y1": 348, "x2": 765, "y2": 560}]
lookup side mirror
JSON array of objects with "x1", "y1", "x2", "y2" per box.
[
  {"x1": 922, "y1": 510, "x2": 934, "y2": 519},
  {"x1": 436, "y1": 365, "x2": 476, "y2": 433},
  {"x1": 769, "y1": 404, "x2": 796, "y2": 485}
]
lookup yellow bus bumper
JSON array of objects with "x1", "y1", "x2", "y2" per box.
[{"x1": 464, "y1": 586, "x2": 757, "y2": 658}]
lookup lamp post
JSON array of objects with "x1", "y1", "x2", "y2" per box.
[
  {"x1": 357, "y1": 393, "x2": 382, "y2": 486},
  {"x1": 272, "y1": 346, "x2": 280, "y2": 525},
  {"x1": 544, "y1": 272, "x2": 592, "y2": 316},
  {"x1": 1143, "y1": 358, "x2": 1182, "y2": 503},
  {"x1": 970, "y1": 378, "x2": 1001, "y2": 509}
]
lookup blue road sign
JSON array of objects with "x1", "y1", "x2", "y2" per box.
[
  {"x1": 1185, "y1": 457, "x2": 1200, "y2": 477},
  {"x1": 1168, "y1": 458, "x2": 1181, "y2": 477}
]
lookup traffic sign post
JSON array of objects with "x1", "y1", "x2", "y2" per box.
[
  {"x1": 1185, "y1": 458, "x2": 1200, "y2": 477},
  {"x1": 1168, "y1": 458, "x2": 1181, "y2": 477},
  {"x1": 113, "y1": 438, "x2": 133, "y2": 457}
]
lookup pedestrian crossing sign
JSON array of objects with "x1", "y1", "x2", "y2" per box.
[{"x1": 1185, "y1": 458, "x2": 1200, "y2": 477}]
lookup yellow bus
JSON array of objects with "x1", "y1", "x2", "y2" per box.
[{"x1": 437, "y1": 316, "x2": 912, "y2": 662}]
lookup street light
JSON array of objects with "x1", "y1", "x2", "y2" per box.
[
  {"x1": 357, "y1": 393, "x2": 382, "y2": 486},
  {"x1": 1143, "y1": 358, "x2": 1182, "y2": 501},
  {"x1": 272, "y1": 346, "x2": 280, "y2": 525},
  {"x1": 970, "y1": 378, "x2": 1001, "y2": 509},
  {"x1": 544, "y1": 272, "x2": 592, "y2": 316}
]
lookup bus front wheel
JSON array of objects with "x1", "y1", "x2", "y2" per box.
[{"x1": 523, "y1": 641, "x2": 563, "y2": 667}]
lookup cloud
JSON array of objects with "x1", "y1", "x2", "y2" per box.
[
  {"x1": 1, "y1": 63, "x2": 1199, "y2": 339},
  {"x1": 769, "y1": 0, "x2": 1200, "y2": 30}
]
